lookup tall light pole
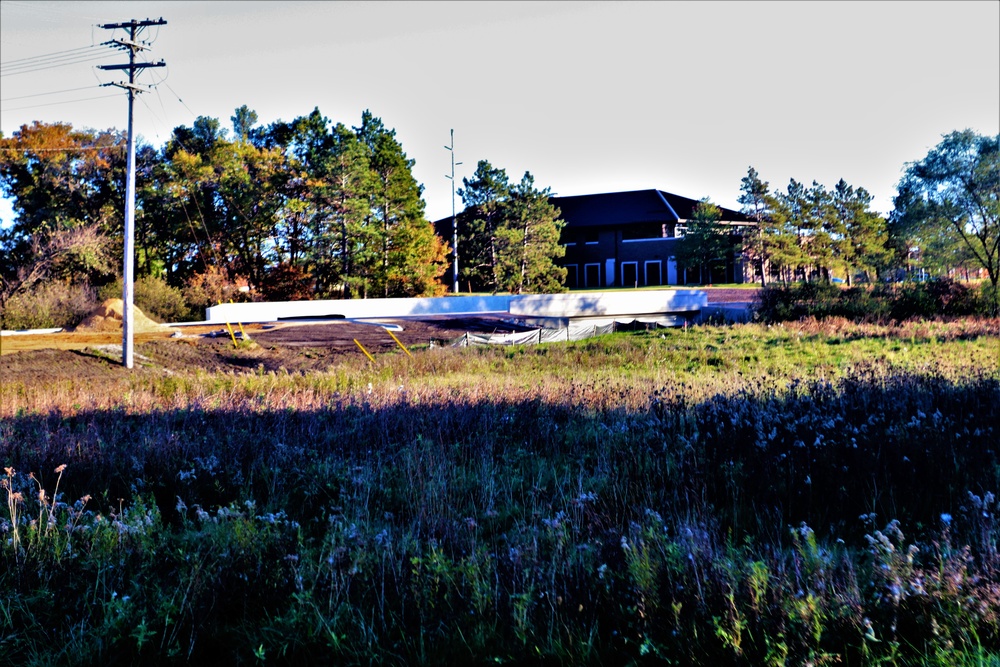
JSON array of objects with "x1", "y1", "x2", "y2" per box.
[
  {"x1": 444, "y1": 130, "x2": 462, "y2": 293},
  {"x1": 98, "y1": 18, "x2": 166, "y2": 368}
]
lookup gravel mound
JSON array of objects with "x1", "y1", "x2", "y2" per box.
[{"x1": 74, "y1": 299, "x2": 170, "y2": 333}]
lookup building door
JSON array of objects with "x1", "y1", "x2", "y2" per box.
[
  {"x1": 645, "y1": 260, "x2": 662, "y2": 286},
  {"x1": 622, "y1": 262, "x2": 638, "y2": 288},
  {"x1": 564, "y1": 264, "x2": 579, "y2": 289}
]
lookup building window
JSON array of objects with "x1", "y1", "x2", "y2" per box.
[
  {"x1": 584, "y1": 263, "x2": 600, "y2": 287},
  {"x1": 674, "y1": 225, "x2": 687, "y2": 238},
  {"x1": 621, "y1": 223, "x2": 665, "y2": 241},
  {"x1": 584, "y1": 230, "x2": 599, "y2": 245}
]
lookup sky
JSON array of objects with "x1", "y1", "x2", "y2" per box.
[{"x1": 1, "y1": 0, "x2": 998, "y2": 229}]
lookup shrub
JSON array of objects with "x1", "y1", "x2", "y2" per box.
[
  {"x1": 755, "y1": 278, "x2": 990, "y2": 323},
  {"x1": 99, "y1": 274, "x2": 192, "y2": 323},
  {"x1": 182, "y1": 266, "x2": 253, "y2": 318},
  {"x1": 259, "y1": 262, "x2": 315, "y2": 302},
  {"x1": 1, "y1": 280, "x2": 97, "y2": 330}
]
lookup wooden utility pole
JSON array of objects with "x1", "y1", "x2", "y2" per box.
[{"x1": 98, "y1": 18, "x2": 166, "y2": 368}]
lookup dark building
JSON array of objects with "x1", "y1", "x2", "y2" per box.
[
  {"x1": 434, "y1": 188, "x2": 755, "y2": 290},
  {"x1": 551, "y1": 189, "x2": 754, "y2": 288}
]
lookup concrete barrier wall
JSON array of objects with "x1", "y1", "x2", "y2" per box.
[
  {"x1": 206, "y1": 294, "x2": 514, "y2": 323},
  {"x1": 509, "y1": 290, "x2": 705, "y2": 318},
  {"x1": 203, "y1": 290, "x2": 707, "y2": 324}
]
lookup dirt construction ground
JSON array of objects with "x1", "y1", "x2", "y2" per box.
[{"x1": 1, "y1": 289, "x2": 755, "y2": 384}]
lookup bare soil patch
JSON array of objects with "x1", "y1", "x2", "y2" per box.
[
  {"x1": 0, "y1": 316, "x2": 531, "y2": 385},
  {"x1": 2, "y1": 289, "x2": 757, "y2": 385}
]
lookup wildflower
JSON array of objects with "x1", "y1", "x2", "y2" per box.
[
  {"x1": 940, "y1": 513, "x2": 952, "y2": 525},
  {"x1": 863, "y1": 618, "x2": 880, "y2": 642},
  {"x1": 54, "y1": 464, "x2": 67, "y2": 474}
]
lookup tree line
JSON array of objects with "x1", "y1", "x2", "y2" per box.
[
  {"x1": 0, "y1": 107, "x2": 567, "y2": 319},
  {"x1": 0, "y1": 108, "x2": 449, "y2": 305},
  {"x1": 1, "y1": 114, "x2": 996, "y2": 321},
  {"x1": 678, "y1": 130, "x2": 997, "y2": 312}
]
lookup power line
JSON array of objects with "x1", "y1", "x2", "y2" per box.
[
  {"x1": 0, "y1": 85, "x2": 100, "y2": 102},
  {"x1": 1, "y1": 93, "x2": 117, "y2": 112},
  {"x1": 0, "y1": 53, "x2": 111, "y2": 77},
  {"x1": 0, "y1": 145, "x2": 125, "y2": 153},
  {"x1": 1, "y1": 53, "x2": 107, "y2": 72},
  {"x1": 1, "y1": 47, "x2": 107, "y2": 72},
  {"x1": 162, "y1": 81, "x2": 195, "y2": 117},
  {"x1": 0, "y1": 44, "x2": 100, "y2": 66}
]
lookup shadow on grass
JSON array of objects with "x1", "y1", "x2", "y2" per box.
[{"x1": 2, "y1": 370, "x2": 999, "y2": 666}]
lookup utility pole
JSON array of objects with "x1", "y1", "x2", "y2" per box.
[
  {"x1": 98, "y1": 18, "x2": 166, "y2": 369},
  {"x1": 444, "y1": 130, "x2": 462, "y2": 294}
]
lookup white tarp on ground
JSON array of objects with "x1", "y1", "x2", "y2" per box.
[
  {"x1": 446, "y1": 318, "x2": 680, "y2": 347},
  {"x1": 0, "y1": 327, "x2": 63, "y2": 336}
]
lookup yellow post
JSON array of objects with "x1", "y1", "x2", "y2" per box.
[
  {"x1": 224, "y1": 321, "x2": 238, "y2": 346},
  {"x1": 354, "y1": 339, "x2": 376, "y2": 363},
  {"x1": 228, "y1": 299, "x2": 247, "y2": 344},
  {"x1": 386, "y1": 328, "x2": 413, "y2": 358}
]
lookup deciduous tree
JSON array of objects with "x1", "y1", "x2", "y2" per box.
[{"x1": 896, "y1": 130, "x2": 1000, "y2": 312}]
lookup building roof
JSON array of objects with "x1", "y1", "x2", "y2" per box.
[
  {"x1": 549, "y1": 189, "x2": 753, "y2": 227},
  {"x1": 432, "y1": 188, "x2": 754, "y2": 231}
]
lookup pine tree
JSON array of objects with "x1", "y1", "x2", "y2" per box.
[
  {"x1": 831, "y1": 179, "x2": 890, "y2": 284},
  {"x1": 737, "y1": 166, "x2": 785, "y2": 286},
  {"x1": 671, "y1": 199, "x2": 731, "y2": 284},
  {"x1": 495, "y1": 172, "x2": 566, "y2": 294},
  {"x1": 459, "y1": 162, "x2": 566, "y2": 293},
  {"x1": 458, "y1": 160, "x2": 511, "y2": 292},
  {"x1": 355, "y1": 111, "x2": 447, "y2": 297}
]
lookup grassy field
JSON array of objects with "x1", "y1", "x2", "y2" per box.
[{"x1": 2, "y1": 318, "x2": 999, "y2": 666}]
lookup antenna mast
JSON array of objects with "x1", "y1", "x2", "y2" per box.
[{"x1": 444, "y1": 130, "x2": 462, "y2": 294}]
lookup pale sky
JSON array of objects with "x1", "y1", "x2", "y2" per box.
[{"x1": 1, "y1": 0, "x2": 998, "y2": 228}]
